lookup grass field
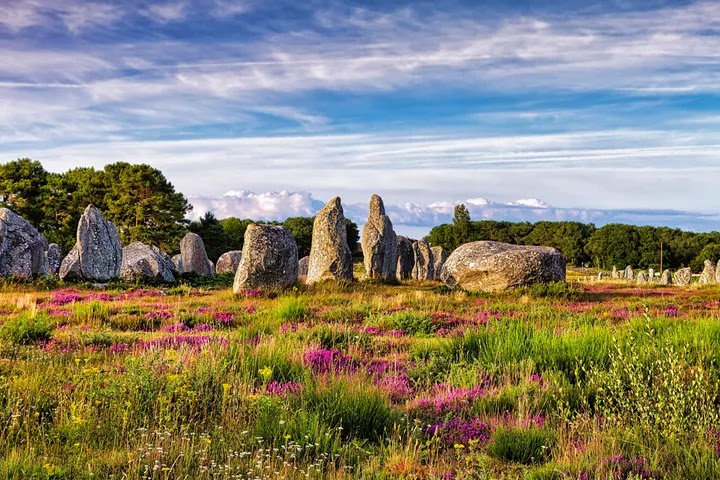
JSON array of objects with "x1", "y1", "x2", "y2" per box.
[{"x1": 1, "y1": 270, "x2": 720, "y2": 479}]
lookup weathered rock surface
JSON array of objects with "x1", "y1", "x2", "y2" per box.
[
  {"x1": 60, "y1": 205, "x2": 122, "y2": 282},
  {"x1": 233, "y1": 224, "x2": 298, "y2": 292},
  {"x1": 431, "y1": 246, "x2": 448, "y2": 280},
  {"x1": 395, "y1": 236, "x2": 414, "y2": 280},
  {"x1": 216, "y1": 250, "x2": 242, "y2": 275},
  {"x1": 306, "y1": 197, "x2": 353, "y2": 284},
  {"x1": 171, "y1": 254, "x2": 183, "y2": 273},
  {"x1": 636, "y1": 271, "x2": 647, "y2": 283},
  {"x1": 716, "y1": 260, "x2": 720, "y2": 284},
  {"x1": 298, "y1": 256, "x2": 309, "y2": 277},
  {"x1": 625, "y1": 266, "x2": 634, "y2": 281},
  {"x1": 674, "y1": 267, "x2": 692, "y2": 286},
  {"x1": 120, "y1": 242, "x2": 175, "y2": 284},
  {"x1": 360, "y1": 195, "x2": 397, "y2": 281},
  {"x1": 59, "y1": 244, "x2": 82, "y2": 281},
  {"x1": 700, "y1": 260, "x2": 716, "y2": 284},
  {"x1": 440, "y1": 241, "x2": 566, "y2": 292},
  {"x1": 0, "y1": 208, "x2": 49, "y2": 277},
  {"x1": 648, "y1": 268, "x2": 655, "y2": 281},
  {"x1": 47, "y1": 243, "x2": 62, "y2": 275},
  {"x1": 597, "y1": 272, "x2": 604, "y2": 281},
  {"x1": 411, "y1": 240, "x2": 434, "y2": 281},
  {"x1": 660, "y1": 269, "x2": 672, "y2": 285},
  {"x1": 180, "y1": 232, "x2": 213, "y2": 276},
  {"x1": 611, "y1": 266, "x2": 619, "y2": 279}
]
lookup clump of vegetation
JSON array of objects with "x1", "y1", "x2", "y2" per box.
[
  {"x1": 488, "y1": 427, "x2": 555, "y2": 465},
  {"x1": 0, "y1": 312, "x2": 54, "y2": 344}
]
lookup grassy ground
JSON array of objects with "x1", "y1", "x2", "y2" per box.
[{"x1": 1, "y1": 270, "x2": 720, "y2": 479}]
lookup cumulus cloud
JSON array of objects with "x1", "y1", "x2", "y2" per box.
[{"x1": 186, "y1": 190, "x2": 720, "y2": 236}]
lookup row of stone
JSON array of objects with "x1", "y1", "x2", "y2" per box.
[{"x1": 601, "y1": 265, "x2": 699, "y2": 286}]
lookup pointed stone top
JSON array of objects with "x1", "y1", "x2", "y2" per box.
[{"x1": 369, "y1": 194, "x2": 385, "y2": 216}]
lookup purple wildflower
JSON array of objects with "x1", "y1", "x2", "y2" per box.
[
  {"x1": 303, "y1": 347, "x2": 357, "y2": 374},
  {"x1": 266, "y1": 381, "x2": 302, "y2": 397},
  {"x1": 424, "y1": 417, "x2": 491, "y2": 445}
]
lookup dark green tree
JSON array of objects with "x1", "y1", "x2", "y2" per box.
[
  {"x1": 283, "y1": 217, "x2": 314, "y2": 258},
  {"x1": 452, "y1": 204, "x2": 471, "y2": 249},
  {"x1": 188, "y1": 212, "x2": 229, "y2": 262},
  {"x1": 0, "y1": 158, "x2": 49, "y2": 226},
  {"x1": 220, "y1": 217, "x2": 255, "y2": 252},
  {"x1": 345, "y1": 218, "x2": 360, "y2": 256}
]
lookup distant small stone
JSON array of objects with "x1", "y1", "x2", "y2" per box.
[
  {"x1": 395, "y1": 236, "x2": 414, "y2": 280},
  {"x1": 624, "y1": 266, "x2": 634, "y2": 281},
  {"x1": 233, "y1": 224, "x2": 298, "y2": 292},
  {"x1": 180, "y1": 232, "x2": 213, "y2": 276},
  {"x1": 636, "y1": 271, "x2": 647, "y2": 284},
  {"x1": 673, "y1": 267, "x2": 692, "y2": 286},
  {"x1": 216, "y1": 251, "x2": 243, "y2": 275},
  {"x1": 431, "y1": 246, "x2": 448, "y2": 280},
  {"x1": 47, "y1": 243, "x2": 62, "y2": 275},
  {"x1": 120, "y1": 242, "x2": 175, "y2": 284},
  {"x1": 648, "y1": 268, "x2": 655, "y2": 281},
  {"x1": 660, "y1": 269, "x2": 672, "y2": 285},
  {"x1": 171, "y1": 254, "x2": 183, "y2": 273},
  {"x1": 298, "y1": 256, "x2": 309, "y2": 277},
  {"x1": 59, "y1": 244, "x2": 82, "y2": 281},
  {"x1": 597, "y1": 271, "x2": 603, "y2": 281},
  {"x1": 611, "y1": 266, "x2": 619, "y2": 279},
  {"x1": 411, "y1": 240, "x2": 434, "y2": 281},
  {"x1": 700, "y1": 260, "x2": 716, "y2": 284}
]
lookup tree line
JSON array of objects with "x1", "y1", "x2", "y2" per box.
[
  {"x1": 427, "y1": 205, "x2": 720, "y2": 271},
  {"x1": 0, "y1": 159, "x2": 359, "y2": 261}
]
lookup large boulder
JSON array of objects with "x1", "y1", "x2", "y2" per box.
[
  {"x1": 673, "y1": 267, "x2": 692, "y2": 286},
  {"x1": 440, "y1": 241, "x2": 566, "y2": 292},
  {"x1": 60, "y1": 205, "x2": 122, "y2": 282},
  {"x1": 361, "y1": 195, "x2": 397, "y2": 281},
  {"x1": 216, "y1": 250, "x2": 242, "y2": 275},
  {"x1": 700, "y1": 260, "x2": 716, "y2": 284},
  {"x1": 411, "y1": 240, "x2": 434, "y2": 281},
  {"x1": 431, "y1": 246, "x2": 448, "y2": 280},
  {"x1": 0, "y1": 208, "x2": 49, "y2": 277},
  {"x1": 306, "y1": 197, "x2": 353, "y2": 284},
  {"x1": 120, "y1": 242, "x2": 175, "y2": 284},
  {"x1": 47, "y1": 243, "x2": 62, "y2": 275},
  {"x1": 298, "y1": 256, "x2": 309, "y2": 277},
  {"x1": 179, "y1": 232, "x2": 213, "y2": 276},
  {"x1": 233, "y1": 224, "x2": 298, "y2": 292},
  {"x1": 396, "y1": 236, "x2": 414, "y2": 280}
]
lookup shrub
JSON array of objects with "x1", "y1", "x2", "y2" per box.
[
  {"x1": 388, "y1": 310, "x2": 435, "y2": 336},
  {"x1": 272, "y1": 296, "x2": 309, "y2": 323},
  {"x1": 0, "y1": 313, "x2": 54, "y2": 345},
  {"x1": 487, "y1": 427, "x2": 555, "y2": 465}
]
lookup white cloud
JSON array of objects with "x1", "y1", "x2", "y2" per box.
[{"x1": 143, "y1": 2, "x2": 187, "y2": 23}]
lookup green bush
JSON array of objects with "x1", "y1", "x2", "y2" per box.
[
  {"x1": 487, "y1": 427, "x2": 555, "y2": 465},
  {"x1": 388, "y1": 310, "x2": 435, "y2": 336},
  {"x1": 0, "y1": 313, "x2": 54, "y2": 345}
]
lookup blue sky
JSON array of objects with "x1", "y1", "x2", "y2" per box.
[{"x1": 2, "y1": 0, "x2": 720, "y2": 234}]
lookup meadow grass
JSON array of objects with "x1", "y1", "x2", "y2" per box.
[{"x1": 0, "y1": 272, "x2": 719, "y2": 478}]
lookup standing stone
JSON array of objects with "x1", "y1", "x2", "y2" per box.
[
  {"x1": 306, "y1": 197, "x2": 353, "y2": 284},
  {"x1": 700, "y1": 260, "x2": 716, "y2": 284},
  {"x1": 361, "y1": 195, "x2": 397, "y2": 281},
  {"x1": 440, "y1": 241, "x2": 566, "y2": 292},
  {"x1": 411, "y1": 239, "x2": 434, "y2": 281},
  {"x1": 674, "y1": 267, "x2": 692, "y2": 286},
  {"x1": 636, "y1": 271, "x2": 647, "y2": 284},
  {"x1": 716, "y1": 260, "x2": 720, "y2": 284},
  {"x1": 179, "y1": 232, "x2": 213, "y2": 276},
  {"x1": 47, "y1": 243, "x2": 62, "y2": 275},
  {"x1": 60, "y1": 205, "x2": 121, "y2": 282},
  {"x1": 0, "y1": 208, "x2": 49, "y2": 277},
  {"x1": 431, "y1": 246, "x2": 448, "y2": 280},
  {"x1": 597, "y1": 272, "x2": 603, "y2": 281},
  {"x1": 625, "y1": 266, "x2": 634, "y2": 281},
  {"x1": 120, "y1": 242, "x2": 175, "y2": 284},
  {"x1": 216, "y1": 250, "x2": 243, "y2": 275},
  {"x1": 171, "y1": 254, "x2": 183, "y2": 273},
  {"x1": 298, "y1": 256, "x2": 309, "y2": 277},
  {"x1": 648, "y1": 268, "x2": 654, "y2": 281},
  {"x1": 233, "y1": 224, "x2": 298, "y2": 292},
  {"x1": 396, "y1": 236, "x2": 414, "y2": 280},
  {"x1": 660, "y1": 269, "x2": 672, "y2": 285},
  {"x1": 611, "y1": 266, "x2": 619, "y2": 279}
]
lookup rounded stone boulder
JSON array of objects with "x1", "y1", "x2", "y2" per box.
[
  {"x1": 395, "y1": 236, "x2": 414, "y2": 280},
  {"x1": 0, "y1": 208, "x2": 49, "y2": 277},
  {"x1": 180, "y1": 232, "x2": 213, "y2": 276},
  {"x1": 306, "y1": 197, "x2": 353, "y2": 284},
  {"x1": 361, "y1": 194, "x2": 397, "y2": 281},
  {"x1": 440, "y1": 241, "x2": 566, "y2": 292},
  {"x1": 120, "y1": 242, "x2": 175, "y2": 284},
  {"x1": 216, "y1": 250, "x2": 242, "y2": 275},
  {"x1": 233, "y1": 224, "x2": 298, "y2": 292}
]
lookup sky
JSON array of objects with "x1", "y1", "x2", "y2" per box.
[{"x1": 2, "y1": 0, "x2": 720, "y2": 235}]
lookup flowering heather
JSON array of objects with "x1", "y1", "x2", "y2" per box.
[
  {"x1": 46, "y1": 290, "x2": 83, "y2": 306},
  {"x1": 139, "y1": 335, "x2": 227, "y2": 350},
  {"x1": 709, "y1": 428, "x2": 720, "y2": 457},
  {"x1": 377, "y1": 374, "x2": 414, "y2": 402},
  {"x1": 109, "y1": 343, "x2": 130, "y2": 354},
  {"x1": 566, "y1": 302, "x2": 593, "y2": 313},
  {"x1": 213, "y1": 312, "x2": 234, "y2": 325},
  {"x1": 409, "y1": 384, "x2": 486, "y2": 419},
  {"x1": 303, "y1": 347, "x2": 357, "y2": 374},
  {"x1": 193, "y1": 323, "x2": 214, "y2": 332},
  {"x1": 387, "y1": 329, "x2": 405, "y2": 337},
  {"x1": 610, "y1": 307, "x2": 630, "y2": 320},
  {"x1": 662, "y1": 304, "x2": 681, "y2": 317},
  {"x1": 424, "y1": 417, "x2": 491, "y2": 445},
  {"x1": 162, "y1": 322, "x2": 189, "y2": 333},
  {"x1": 363, "y1": 326, "x2": 382, "y2": 335},
  {"x1": 237, "y1": 289, "x2": 262, "y2": 298},
  {"x1": 265, "y1": 381, "x2": 302, "y2": 397},
  {"x1": 605, "y1": 454, "x2": 653, "y2": 480}
]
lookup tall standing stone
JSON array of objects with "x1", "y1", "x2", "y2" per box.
[
  {"x1": 179, "y1": 232, "x2": 214, "y2": 276},
  {"x1": 660, "y1": 269, "x2": 672, "y2": 285},
  {"x1": 431, "y1": 246, "x2": 448, "y2": 280},
  {"x1": 611, "y1": 266, "x2": 619, "y2": 279},
  {"x1": 648, "y1": 268, "x2": 654, "y2": 281},
  {"x1": 597, "y1": 272, "x2": 603, "y2": 281},
  {"x1": 47, "y1": 243, "x2": 62, "y2": 275},
  {"x1": 674, "y1": 267, "x2": 692, "y2": 286},
  {"x1": 233, "y1": 224, "x2": 298, "y2": 292},
  {"x1": 625, "y1": 266, "x2": 634, "y2": 281},
  {"x1": 700, "y1": 260, "x2": 716, "y2": 284},
  {"x1": 60, "y1": 205, "x2": 121, "y2": 282},
  {"x1": 0, "y1": 208, "x2": 49, "y2": 277},
  {"x1": 411, "y1": 239, "x2": 434, "y2": 281},
  {"x1": 396, "y1": 236, "x2": 414, "y2": 280},
  {"x1": 636, "y1": 271, "x2": 647, "y2": 284},
  {"x1": 360, "y1": 195, "x2": 397, "y2": 281},
  {"x1": 306, "y1": 197, "x2": 353, "y2": 284},
  {"x1": 216, "y1": 251, "x2": 243, "y2": 275}
]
